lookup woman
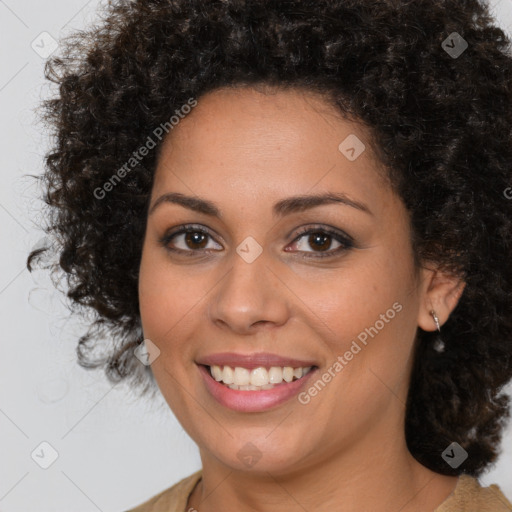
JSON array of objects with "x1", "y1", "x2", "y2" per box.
[{"x1": 27, "y1": 0, "x2": 512, "y2": 510}]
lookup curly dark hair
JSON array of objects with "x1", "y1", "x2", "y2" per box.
[{"x1": 26, "y1": 0, "x2": 512, "y2": 478}]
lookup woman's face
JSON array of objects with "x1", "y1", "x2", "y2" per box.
[{"x1": 138, "y1": 86, "x2": 433, "y2": 474}]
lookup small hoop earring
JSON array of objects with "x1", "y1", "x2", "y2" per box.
[
  {"x1": 430, "y1": 309, "x2": 445, "y2": 353},
  {"x1": 430, "y1": 309, "x2": 441, "y2": 332}
]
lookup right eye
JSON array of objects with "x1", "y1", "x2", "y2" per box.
[{"x1": 159, "y1": 224, "x2": 223, "y2": 256}]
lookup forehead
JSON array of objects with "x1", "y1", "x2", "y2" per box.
[{"x1": 152, "y1": 86, "x2": 390, "y2": 210}]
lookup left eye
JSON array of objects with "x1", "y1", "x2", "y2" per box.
[{"x1": 287, "y1": 227, "x2": 354, "y2": 258}]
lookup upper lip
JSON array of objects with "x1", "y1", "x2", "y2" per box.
[{"x1": 196, "y1": 352, "x2": 318, "y2": 370}]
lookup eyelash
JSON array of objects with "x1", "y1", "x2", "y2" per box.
[{"x1": 159, "y1": 224, "x2": 354, "y2": 259}]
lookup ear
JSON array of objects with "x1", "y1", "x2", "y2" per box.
[{"x1": 417, "y1": 265, "x2": 466, "y2": 331}]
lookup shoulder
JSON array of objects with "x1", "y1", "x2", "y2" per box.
[
  {"x1": 124, "y1": 470, "x2": 202, "y2": 512},
  {"x1": 436, "y1": 474, "x2": 512, "y2": 512}
]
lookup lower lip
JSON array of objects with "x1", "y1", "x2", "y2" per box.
[{"x1": 198, "y1": 364, "x2": 318, "y2": 412}]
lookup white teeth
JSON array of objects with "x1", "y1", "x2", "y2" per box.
[
  {"x1": 283, "y1": 367, "x2": 294, "y2": 382},
  {"x1": 234, "y1": 367, "x2": 250, "y2": 386},
  {"x1": 250, "y1": 367, "x2": 268, "y2": 386},
  {"x1": 208, "y1": 364, "x2": 314, "y2": 389},
  {"x1": 268, "y1": 367, "x2": 283, "y2": 384},
  {"x1": 222, "y1": 366, "x2": 234, "y2": 384},
  {"x1": 211, "y1": 365, "x2": 223, "y2": 381}
]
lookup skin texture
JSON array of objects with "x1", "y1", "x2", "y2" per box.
[{"x1": 138, "y1": 86, "x2": 465, "y2": 511}]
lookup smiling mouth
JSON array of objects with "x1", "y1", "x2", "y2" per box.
[{"x1": 204, "y1": 364, "x2": 316, "y2": 391}]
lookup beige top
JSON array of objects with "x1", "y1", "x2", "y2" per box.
[{"x1": 126, "y1": 470, "x2": 512, "y2": 512}]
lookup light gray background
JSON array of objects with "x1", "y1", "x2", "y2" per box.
[{"x1": 1, "y1": 1, "x2": 511, "y2": 510}]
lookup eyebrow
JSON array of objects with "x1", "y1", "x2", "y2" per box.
[{"x1": 148, "y1": 191, "x2": 373, "y2": 218}]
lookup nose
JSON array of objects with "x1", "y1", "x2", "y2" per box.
[{"x1": 208, "y1": 249, "x2": 290, "y2": 335}]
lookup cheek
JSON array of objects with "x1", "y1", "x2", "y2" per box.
[
  {"x1": 296, "y1": 247, "x2": 419, "y2": 396},
  {"x1": 294, "y1": 269, "x2": 418, "y2": 438},
  {"x1": 138, "y1": 248, "x2": 193, "y2": 349},
  {"x1": 137, "y1": 251, "x2": 196, "y2": 407},
  {"x1": 293, "y1": 250, "x2": 415, "y2": 345}
]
